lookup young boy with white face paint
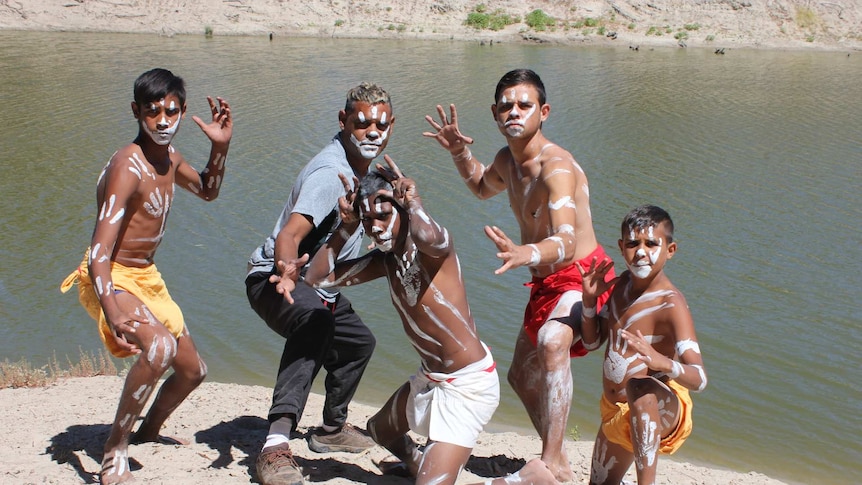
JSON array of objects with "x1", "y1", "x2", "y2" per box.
[
  {"x1": 60, "y1": 68, "x2": 232, "y2": 484},
  {"x1": 302, "y1": 158, "x2": 556, "y2": 485},
  {"x1": 424, "y1": 68, "x2": 615, "y2": 482},
  {"x1": 578, "y1": 205, "x2": 708, "y2": 485}
]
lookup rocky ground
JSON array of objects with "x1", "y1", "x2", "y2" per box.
[{"x1": 1, "y1": 0, "x2": 861, "y2": 51}]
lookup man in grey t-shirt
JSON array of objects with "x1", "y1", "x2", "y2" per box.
[{"x1": 246, "y1": 83, "x2": 394, "y2": 485}]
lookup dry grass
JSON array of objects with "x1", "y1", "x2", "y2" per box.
[{"x1": 0, "y1": 349, "x2": 119, "y2": 389}]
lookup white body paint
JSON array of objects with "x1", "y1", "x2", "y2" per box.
[{"x1": 633, "y1": 412, "x2": 659, "y2": 470}]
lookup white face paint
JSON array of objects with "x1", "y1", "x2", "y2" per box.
[
  {"x1": 372, "y1": 212, "x2": 397, "y2": 251},
  {"x1": 498, "y1": 87, "x2": 538, "y2": 138},
  {"x1": 140, "y1": 99, "x2": 182, "y2": 146},
  {"x1": 350, "y1": 133, "x2": 383, "y2": 159},
  {"x1": 349, "y1": 104, "x2": 391, "y2": 159},
  {"x1": 362, "y1": 196, "x2": 398, "y2": 252},
  {"x1": 625, "y1": 227, "x2": 663, "y2": 279}
]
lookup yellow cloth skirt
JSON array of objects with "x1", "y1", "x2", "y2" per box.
[
  {"x1": 599, "y1": 378, "x2": 693, "y2": 455},
  {"x1": 61, "y1": 253, "x2": 184, "y2": 358}
]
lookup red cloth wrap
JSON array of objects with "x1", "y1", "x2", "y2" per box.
[{"x1": 522, "y1": 245, "x2": 615, "y2": 357}]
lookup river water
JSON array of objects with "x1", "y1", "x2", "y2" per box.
[{"x1": 1, "y1": 31, "x2": 859, "y2": 484}]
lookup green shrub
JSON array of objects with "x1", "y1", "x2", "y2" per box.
[
  {"x1": 489, "y1": 12, "x2": 517, "y2": 31},
  {"x1": 334, "y1": 19, "x2": 345, "y2": 27},
  {"x1": 684, "y1": 23, "x2": 701, "y2": 31},
  {"x1": 466, "y1": 12, "x2": 490, "y2": 29},
  {"x1": 584, "y1": 17, "x2": 599, "y2": 27},
  {"x1": 465, "y1": 8, "x2": 517, "y2": 31},
  {"x1": 525, "y1": 9, "x2": 555, "y2": 31}
]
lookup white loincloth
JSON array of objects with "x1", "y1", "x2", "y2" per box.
[{"x1": 406, "y1": 342, "x2": 500, "y2": 448}]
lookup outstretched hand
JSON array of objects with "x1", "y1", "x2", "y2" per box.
[
  {"x1": 484, "y1": 225, "x2": 535, "y2": 275},
  {"x1": 337, "y1": 172, "x2": 361, "y2": 226},
  {"x1": 192, "y1": 96, "x2": 232, "y2": 145},
  {"x1": 269, "y1": 254, "x2": 309, "y2": 304},
  {"x1": 576, "y1": 256, "x2": 617, "y2": 301},
  {"x1": 423, "y1": 104, "x2": 474, "y2": 154},
  {"x1": 375, "y1": 155, "x2": 418, "y2": 206}
]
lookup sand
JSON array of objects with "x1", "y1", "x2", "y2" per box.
[
  {"x1": 1, "y1": 375, "x2": 789, "y2": 484},
  {"x1": 0, "y1": 1, "x2": 835, "y2": 483}
]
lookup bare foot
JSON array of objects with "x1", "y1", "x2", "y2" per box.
[
  {"x1": 545, "y1": 456, "x2": 574, "y2": 483},
  {"x1": 474, "y1": 459, "x2": 560, "y2": 485},
  {"x1": 100, "y1": 449, "x2": 135, "y2": 484},
  {"x1": 375, "y1": 459, "x2": 412, "y2": 477},
  {"x1": 130, "y1": 431, "x2": 189, "y2": 445},
  {"x1": 516, "y1": 459, "x2": 561, "y2": 484}
]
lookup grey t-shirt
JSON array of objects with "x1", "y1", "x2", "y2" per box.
[{"x1": 247, "y1": 135, "x2": 364, "y2": 300}]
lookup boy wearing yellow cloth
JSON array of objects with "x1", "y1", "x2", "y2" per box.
[
  {"x1": 60, "y1": 68, "x2": 232, "y2": 485},
  {"x1": 578, "y1": 205, "x2": 708, "y2": 485}
]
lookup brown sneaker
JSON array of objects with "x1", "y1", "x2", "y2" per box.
[
  {"x1": 256, "y1": 443, "x2": 304, "y2": 485},
  {"x1": 307, "y1": 423, "x2": 376, "y2": 453}
]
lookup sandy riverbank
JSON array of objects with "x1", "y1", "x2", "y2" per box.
[
  {"x1": 1, "y1": 0, "x2": 860, "y2": 52},
  {"x1": 1, "y1": 376, "x2": 791, "y2": 484}
]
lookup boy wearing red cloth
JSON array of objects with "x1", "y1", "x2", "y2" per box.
[{"x1": 424, "y1": 68, "x2": 614, "y2": 482}]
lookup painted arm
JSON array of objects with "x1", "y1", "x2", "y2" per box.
[
  {"x1": 176, "y1": 96, "x2": 232, "y2": 201},
  {"x1": 88, "y1": 155, "x2": 148, "y2": 354},
  {"x1": 423, "y1": 103, "x2": 506, "y2": 199},
  {"x1": 305, "y1": 172, "x2": 386, "y2": 288},
  {"x1": 620, "y1": 296, "x2": 708, "y2": 392},
  {"x1": 482, "y1": 157, "x2": 579, "y2": 274},
  {"x1": 392, "y1": 173, "x2": 451, "y2": 259}
]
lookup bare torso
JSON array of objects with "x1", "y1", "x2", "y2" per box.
[
  {"x1": 495, "y1": 143, "x2": 599, "y2": 278},
  {"x1": 383, "y1": 241, "x2": 486, "y2": 374},
  {"x1": 600, "y1": 273, "x2": 685, "y2": 403},
  {"x1": 95, "y1": 143, "x2": 180, "y2": 267}
]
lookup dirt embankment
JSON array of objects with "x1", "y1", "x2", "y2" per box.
[{"x1": 2, "y1": 0, "x2": 861, "y2": 51}]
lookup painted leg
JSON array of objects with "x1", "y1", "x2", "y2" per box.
[
  {"x1": 508, "y1": 330, "x2": 543, "y2": 433},
  {"x1": 509, "y1": 330, "x2": 573, "y2": 482},
  {"x1": 367, "y1": 383, "x2": 421, "y2": 477},
  {"x1": 414, "y1": 441, "x2": 472, "y2": 485},
  {"x1": 534, "y1": 321, "x2": 575, "y2": 482},
  {"x1": 627, "y1": 377, "x2": 680, "y2": 485},
  {"x1": 132, "y1": 327, "x2": 206, "y2": 444},
  {"x1": 589, "y1": 430, "x2": 634, "y2": 485},
  {"x1": 101, "y1": 294, "x2": 176, "y2": 484}
]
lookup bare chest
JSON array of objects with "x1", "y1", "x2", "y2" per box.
[{"x1": 504, "y1": 165, "x2": 548, "y2": 225}]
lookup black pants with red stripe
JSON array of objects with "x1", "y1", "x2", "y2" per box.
[{"x1": 245, "y1": 271, "x2": 376, "y2": 429}]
